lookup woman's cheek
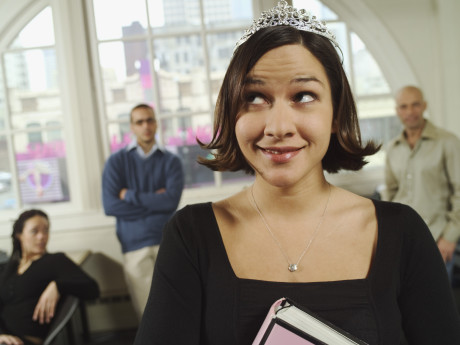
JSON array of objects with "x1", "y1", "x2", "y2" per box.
[{"x1": 236, "y1": 113, "x2": 262, "y2": 141}]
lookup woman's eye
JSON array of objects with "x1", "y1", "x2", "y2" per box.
[
  {"x1": 295, "y1": 92, "x2": 316, "y2": 103},
  {"x1": 246, "y1": 94, "x2": 266, "y2": 105}
]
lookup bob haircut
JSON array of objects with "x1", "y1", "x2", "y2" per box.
[
  {"x1": 11, "y1": 209, "x2": 49, "y2": 260},
  {"x1": 198, "y1": 26, "x2": 379, "y2": 174}
]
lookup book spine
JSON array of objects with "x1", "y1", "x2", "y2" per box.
[{"x1": 252, "y1": 298, "x2": 285, "y2": 345}]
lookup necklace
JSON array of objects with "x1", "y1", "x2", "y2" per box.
[{"x1": 250, "y1": 183, "x2": 332, "y2": 272}]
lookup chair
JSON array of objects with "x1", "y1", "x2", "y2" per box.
[{"x1": 42, "y1": 295, "x2": 80, "y2": 345}]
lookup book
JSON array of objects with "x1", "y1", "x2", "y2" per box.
[{"x1": 252, "y1": 298, "x2": 369, "y2": 345}]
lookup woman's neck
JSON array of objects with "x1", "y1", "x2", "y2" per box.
[
  {"x1": 20, "y1": 253, "x2": 44, "y2": 264},
  {"x1": 252, "y1": 177, "x2": 331, "y2": 216}
]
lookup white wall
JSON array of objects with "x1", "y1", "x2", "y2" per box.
[{"x1": 363, "y1": 0, "x2": 460, "y2": 131}]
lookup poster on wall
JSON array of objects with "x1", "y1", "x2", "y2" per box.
[{"x1": 17, "y1": 158, "x2": 63, "y2": 204}]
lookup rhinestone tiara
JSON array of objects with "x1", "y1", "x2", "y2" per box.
[{"x1": 235, "y1": 0, "x2": 339, "y2": 51}]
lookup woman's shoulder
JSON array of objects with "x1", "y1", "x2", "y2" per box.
[
  {"x1": 162, "y1": 202, "x2": 225, "y2": 260},
  {"x1": 39, "y1": 252, "x2": 75, "y2": 265},
  {"x1": 372, "y1": 199, "x2": 424, "y2": 224},
  {"x1": 42, "y1": 252, "x2": 66, "y2": 258},
  {"x1": 335, "y1": 186, "x2": 420, "y2": 221},
  {"x1": 332, "y1": 187, "x2": 375, "y2": 220},
  {"x1": 371, "y1": 199, "x2": 434, "y2": 251},
  {"x1": 177, "y1": 190, "x2": 248, "y2": 221},
  {"x1": 168, "y1": 202, "x2": 217, "y2": 237},
  {"x1": 372, "y1": 198, "x2": 413, "y2": 212},
  {"x1": 0, "y1": 258, "x2": 17, "y2": 280},
  {"x1": 175, "y1": 202, "x2": 214, "y2": 220},
  {"x1": 332, "y1": 188, "x2": 425, "y2": 236}
]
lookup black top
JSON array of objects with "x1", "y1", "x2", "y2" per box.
[
  {"x1": 135, "y1": 200, "x2": 460, "y2": 344},
  {"x1": 0, "y1": 252, "x2": 99, "y2": 339}
]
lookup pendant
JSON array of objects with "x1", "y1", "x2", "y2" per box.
[{"x1": 288, "y1": 264, "x2": 298, "y2": 272}]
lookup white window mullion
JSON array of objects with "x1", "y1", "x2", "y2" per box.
[{"x1": 0, "y1": 53, "x2": 22, "y2": 210}]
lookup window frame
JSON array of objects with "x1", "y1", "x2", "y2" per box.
[{"x1": 0, "y1": 0, "x2": 106, "y2": 233}]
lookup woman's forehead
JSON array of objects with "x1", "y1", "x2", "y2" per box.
[{"x1": 246, "y1": 45, "x2": 329, "y2": 88}]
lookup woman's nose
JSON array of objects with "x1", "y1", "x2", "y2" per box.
[
  {"x1": 264, "y1": 102, "x2": 295, "y2": 139},
  {"x1": 37, "y1": 230, "x2": 48, "y2": 239}
]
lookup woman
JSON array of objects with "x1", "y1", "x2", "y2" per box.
[
  {"x1": 0, "y1": 209, "x2": 99, "y2": 345},
  {"x1": 134, "y1": 1, "x2": 460, "y2": 344}
]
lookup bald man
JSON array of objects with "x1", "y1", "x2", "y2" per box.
[{"x1": 385, "y1": 86, "x2": 460, "y2": 277}]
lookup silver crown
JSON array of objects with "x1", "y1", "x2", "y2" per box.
[{"x1": 235, "y1": 0, "x2": 339, "y2": 51}]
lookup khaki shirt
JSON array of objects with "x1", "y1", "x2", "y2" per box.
[{"x1": 384, "y1": 120, "x2": 460, "y2": 243}]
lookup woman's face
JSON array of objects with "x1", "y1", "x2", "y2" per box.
[
  {"x1": 235, "y1": 44, "x2": 334, "y2": 187},
  {"x1": 17, "y1": 215, "x2": 49, "y2": 258}
]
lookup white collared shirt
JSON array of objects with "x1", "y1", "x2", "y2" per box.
[{"x1": 126, "y1": 139, "x2": 162, "y2": 159}]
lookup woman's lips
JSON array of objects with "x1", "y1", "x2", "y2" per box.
[{"x1": 260, "y1": 146, "x2": 304, "y2": 163}]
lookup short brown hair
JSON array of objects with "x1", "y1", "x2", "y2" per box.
[
  {"x1": 198, "y1": 26, "x2": 379, "y2": 174},
  {"x1": 130, "y1": 103, "x2": 155, "y2": 123}
]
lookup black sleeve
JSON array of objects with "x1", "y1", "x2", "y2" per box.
[
  {"x1": 398, "y1": 207, "x2": 460, "y2": 344},
  {"x1": 0, "y1": 262, "x2": 6, "y2": 313},
  {"x1": 134, "y1": 208, "x2": 203, "y2": 345},
  {"x1": 51, "y1": 253, "x2": 100, "y2": 300}
]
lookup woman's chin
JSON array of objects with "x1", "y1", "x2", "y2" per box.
[{"x1": 259, "y1": 173, "x2": 300, "y2": 188}]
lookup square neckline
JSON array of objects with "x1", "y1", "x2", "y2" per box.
[{"x1": 208, "y1": 198, "x2": 381, "y2": 285}]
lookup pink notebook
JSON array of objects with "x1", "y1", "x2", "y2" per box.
[
  {"x1": 264, "y1": 323, "x2": 316, "y2": 345},
  {"x1": 252, "y1": 298, "x2": 367, "y2": 345},
  {"x1": 252, "y1": 299, "x2": 283, "y2": 344},
  {"x1": 252, "y1": 298, "x2": 320, "y2": 345}
]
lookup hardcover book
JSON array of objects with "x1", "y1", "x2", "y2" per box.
[{"x1": 252, "y1": 298, "x2": 368, "y2": 345}]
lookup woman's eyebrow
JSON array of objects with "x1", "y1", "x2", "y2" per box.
[
  {"x1": 244, "y1": 77, "x2": 264, "y2": 85},
  {"x1": 244, "y1": 76, "x2": 325, "y2": 87},
  {"x1": 291, "y1": 76, "x2": 324, "y2": 87}
]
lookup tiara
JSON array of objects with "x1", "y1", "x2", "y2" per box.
[{"x1": 235, "y1": 0, "x2": 339, "y2": 51}]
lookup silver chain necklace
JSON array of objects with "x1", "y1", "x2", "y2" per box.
[{"x1": 250, "y1": 183, "x2": 332, "y2": 272}]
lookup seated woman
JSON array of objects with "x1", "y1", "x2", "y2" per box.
[{"x1": 0, "y1": 209, "x2": 99, "y2": 345}]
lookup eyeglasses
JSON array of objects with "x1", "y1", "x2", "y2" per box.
[{"x1": 133, "y1": 118, "x2": 156, "y2": 126}]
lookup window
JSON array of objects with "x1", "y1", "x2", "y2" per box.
[
  {"x1": 26, "y1": 123, "x2": 43, "y2": 144},
  {"x1": 0, "y1": 7, "x2": 70, "y2": 210},
  {"x1": 89, "y1": 0, "x2": 254, "y2": 188}
]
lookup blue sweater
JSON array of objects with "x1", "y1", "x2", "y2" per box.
[{"x1": 102, "y1": 147, "x2": 184, "y2": 253}]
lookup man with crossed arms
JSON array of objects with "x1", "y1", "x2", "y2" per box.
[{"x1": 102, "y1": 104, "x2": 184, "y2": 319}]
